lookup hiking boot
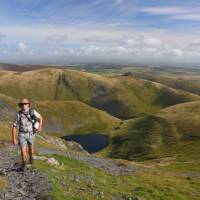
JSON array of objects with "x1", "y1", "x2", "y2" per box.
[
  {"x1": 30, "y1": 157, "x2": 35, "y2": 168},
  {"x1": 21, "y1": 161, "x2": 27, "y2": 172}
]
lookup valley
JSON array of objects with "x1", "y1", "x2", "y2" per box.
[{"x1": 0, "y1": 63, "x2": 199, "y2": 199}]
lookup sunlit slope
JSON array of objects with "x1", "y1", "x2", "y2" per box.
[
  {"x1": 0, "y1": 68, "x2": 199, "y2": 119},
  {"x1": 130, "y1": 72, "x2": 200, "y2": 96},
  {"x1": 0, "y1": 93, "x2": 120, "y2": 137},
  {"x1": 0, "y1": 69, "x2": 61, "y2": 100},
  {"x1": 108, "y1": 101, "x2": 200, "y2": 161}
]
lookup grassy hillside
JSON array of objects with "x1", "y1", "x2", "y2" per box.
[
  {"x1": 35, "y1": 153, "x2": 200, "y2": 200},
  {"x1": 108, "y1": 101, "x2": 200, "y2": 166},
  {"x1": 0, "y1": 92, "x2": 120, "y2": 137},
  {"x1": 0, "y1": 68, "x2": 199, "y2": 119},
  {"x1": 0, "y1": 69, "x2": 60, "y2": 100},
  {"x1": 129, "y1": 72, "x2": 200, "y2": 96},
  {"x1": 0, "y1": 63, "x2": 68, "y2": 72}
]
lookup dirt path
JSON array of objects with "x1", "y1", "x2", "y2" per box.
[{"x1": 0, "y1": 146, "x2": 52, "y2": 200}]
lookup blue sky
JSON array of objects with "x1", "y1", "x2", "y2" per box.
[{"x1": 1, "y1": 0, "x2": 200, "y2": 64}]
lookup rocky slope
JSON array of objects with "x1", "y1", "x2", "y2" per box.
[{"x1": 0, "y1": 144, "x2": 52, "y2": 200}]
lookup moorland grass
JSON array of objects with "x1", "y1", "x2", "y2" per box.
[{"x1": 36, "y1": 154, "x2": 200, "y2": 200}]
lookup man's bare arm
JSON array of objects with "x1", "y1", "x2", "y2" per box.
[
  {"x1": 37, "y1": 115, "x2": 43, "y2": 133},
  {"x1": 12, "y1": 125, "x2": 18, "y2": 145}
]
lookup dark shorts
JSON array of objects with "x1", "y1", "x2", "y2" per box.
[{"x1": 18, "y1": 132, "x2": 35, "y2": 148}]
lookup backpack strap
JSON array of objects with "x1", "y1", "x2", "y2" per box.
[{"x1": 19, "y1": 110, "x2": 34, "y2": 124}]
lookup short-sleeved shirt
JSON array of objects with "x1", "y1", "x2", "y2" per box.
[{"x1": 13, "y1": 108, "x2": 41, "y2": 133}]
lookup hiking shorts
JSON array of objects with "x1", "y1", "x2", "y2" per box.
[{"x1": 18, "y1": 132, "x2": 35, "y2": 148}]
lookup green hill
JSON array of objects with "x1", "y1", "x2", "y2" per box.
[
  {"x1": 108, "y1": 101, "x2": 200, "y2": 165},
  {"x1": 129, "y1": 72, "x2": 200, "y2": 96},
  {"x1": 0, "y1": 68, "x2": 199, "y2": 119}
]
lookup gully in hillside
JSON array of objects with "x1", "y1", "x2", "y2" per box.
[{"x1": 12, "y1": 98, "x2": 43, "y2": 171}]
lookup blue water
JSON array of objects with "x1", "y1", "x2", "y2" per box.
[{"x1": 63, "y1": 134, "x2": 109, "y2": 153}]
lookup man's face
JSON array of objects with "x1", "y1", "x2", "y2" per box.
[{"x1": 19, "y1": 103, "x2": 29, "y2": 110}]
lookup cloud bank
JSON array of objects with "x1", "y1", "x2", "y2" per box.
[
  {"x1": 1, "y1": 0, "x2": 200, "y2": 64},
  {"x1": 1, "y1": 24, "x2": 200, "y2": 64}
]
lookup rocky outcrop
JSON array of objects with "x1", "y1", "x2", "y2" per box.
[
  {"x1": 65, "y1": 141, "x2": 89, "y2": 153},
  {"x1": 36, "y1": 134, "x2": 89, "y2": 153},
  {"x1": 34, "y1": 156, "x2": 60, "y2": 166}
]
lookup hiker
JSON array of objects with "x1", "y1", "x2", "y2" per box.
[{"x1": 12, "y1": 98, "x2": 43, "y2": 171}]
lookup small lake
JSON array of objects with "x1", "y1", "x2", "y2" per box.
[{"x1": 63, "y1": 134, "x2": 109, "y2": 153}]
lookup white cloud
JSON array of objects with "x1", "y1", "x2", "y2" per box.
[
  {"x1": 1, "y1": 24, "x2": 200, "y2": 64},
  {"x1": 18, "y1": 42, "x2": 28, "y2": 51},
  {"x1": 143, "y1": 37, "x2": 162, "y2": 46},
  {"x1": 125, "y1": 39, "x2": 138, "y2": 46},
  {"x1": 141, "y1": 6, "x2": 200, "y2": 22},
  {"x1": 111, "y1": 46, "x2": 127, "y2": 55},
  {"x1": 141, "y1": 6, "x2": 188, "y2": 15},
  {"x1": 172, "y1": 49, "x2": 183, "y2": 57},
  {"x1": 171, "y1": 14, "x2": 200, "y2": 21}
]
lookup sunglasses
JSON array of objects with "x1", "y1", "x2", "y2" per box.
[{"x1": 19, "y1": 103, "x2": 29, "y2": 106}]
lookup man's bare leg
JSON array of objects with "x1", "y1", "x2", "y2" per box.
[
  {"x1": 21, "y1": 147, "x2": 27, "y2": 171},
  {"x1": 28, "y1": 144, "x2": 34, "y2": 165},
  {"x1": 21, "y1": 147, "x2": 27, "y2": 163}
]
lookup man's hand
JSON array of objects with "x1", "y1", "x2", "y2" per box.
[
  {"x1": 36, "y1": 115, "x2": 43, "y2": 133},
  {"x1": 36, "y1": 126, "x2": 42, "y2": 133},
  {"x1": 13, "y1": 139, "x2": 18, "y2": 146}
]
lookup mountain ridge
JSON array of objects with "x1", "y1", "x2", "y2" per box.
[{"x1": 0, "y1": 68, "x2": 199, "y2": 119}]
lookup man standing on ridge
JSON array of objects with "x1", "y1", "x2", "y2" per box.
[{"x1": 12, "y1": 98, "x2": 43, "y2": 171}]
